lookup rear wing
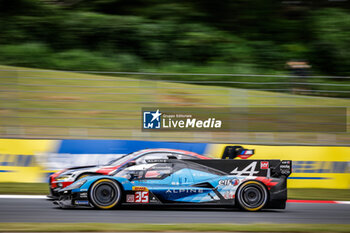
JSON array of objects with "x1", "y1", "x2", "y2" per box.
[
  {"x1": 221, "y1": 146, "x2": 255, "y2": 159},
  {"x1": 190, "y1": 159, "x2": 292, "y2": 178}
]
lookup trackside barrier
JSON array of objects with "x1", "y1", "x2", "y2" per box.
[{"x1": 0, "y1": 139, "x2": 349, "y2": 188}]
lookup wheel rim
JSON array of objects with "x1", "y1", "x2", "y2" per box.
[
  {"x1": 92, "y1": 182, "x2": 119, "y2": 207},
  {"x1": 239, "y1": 182, "x2": 267, "y2": 210}
]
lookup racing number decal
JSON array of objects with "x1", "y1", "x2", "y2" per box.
[{"x1": 135, "y1": 191, "x2": 149, "y2": 203}]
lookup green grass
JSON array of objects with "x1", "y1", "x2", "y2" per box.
[
  {"x1": 0, "y1": 183, "x2": 49, "y2": 195},
  {"x1": 288, "y1": 188, "x2": 350, "y2": 201},
  {"x1": 0, "y1": 183, "x2": 349, "y2": 201},
  {"x1": 0, "y1": 223, "x2": 349, "y2": 232},
  {"x1": 0, "y1": 65, "x2": 350, "y2": 144}
]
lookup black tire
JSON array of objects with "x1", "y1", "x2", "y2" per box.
[
  {"x1": 89, "y1": 179, "x2": 122, "y2": 210},
  {"x1": 236, "y1": 181, "x2": 268, "y2": 211}
]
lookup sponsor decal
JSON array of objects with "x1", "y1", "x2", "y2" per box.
[
  {"x1": 145, "y1": 159, "x2": 169, "y2": 163},
  {"x1": 145, "y1": 170, "x2": 161, "y2": 178},
  {"x1": 79, "y1": 192, "x2": 88, "y2": 198},
  {"x1": 75, "y1": 200, "x2": 89, "y2": 205},
  {"x1": 150, "y1": 196, "x2": 158, "y2": 203},
  {"x1": 219, "y1": 179, "x2": 239, "y2": 186},
  {"x1": 280, "y1": 161, "x2": 292, "y2": 175},
  {"x1": 132, "y1": 186, "x2": 148, "y2": 191},
  {"x1": 230, "y1": 161, "x2": 259, "y2": 176},
  {"x1": 223, "y1": 191, "x2": 235, "y2": 199},
  {"x1": 126, "y1": 194, "x2": 135, "y2": 203},
  {"x1": 165, "y1": 189, "x2": 204, "y2": 194},
  {"x1": 237, "y1": 150, "x2": 255, "y2": 159},
  {"x1": 260, "y1": 161, "x2": 269, "y2": 169}
]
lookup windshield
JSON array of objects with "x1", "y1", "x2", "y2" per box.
[
  {"x1": 114, "y1": 163, "x2": 173, "y2": 180},
  {"x1": 105, "y1": 151, "x2": 141, "y2": 167},
  {"x1": 114, "y1": 163, "x2": 155, "y2": 178},
  {"x1": 104, "y1": 154, "x2": 129, "y2": 166}
]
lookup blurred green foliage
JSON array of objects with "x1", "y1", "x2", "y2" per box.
[{"x1": 0, "y1": 0, "x2": 350, "y2": 81}]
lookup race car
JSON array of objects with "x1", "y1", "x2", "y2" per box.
[
  {"x1": 54, "y1": 158, "x2": 291, "y2": 211},
  {"x1": 49, "y1": 146, "x2": 254, "y2": 198},
  {"x1": 49, "y1": 148, "x2": 210, "y2": 197}
]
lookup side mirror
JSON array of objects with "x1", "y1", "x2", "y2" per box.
[
  {"x1": 126, "y1": 173, "x2": 135, "y2": 181},
  {"x1": 126, "y1": 170, "x2": 142, "y2": 181}
]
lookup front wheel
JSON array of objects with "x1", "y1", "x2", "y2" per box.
[
  {"x1": 89, "y1": 179, "x2": 122, "y2": 210},
  {"x1": 236, "y1": 181, "x2": 268, "y2": 211}
]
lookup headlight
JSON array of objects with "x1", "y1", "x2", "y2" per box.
[
  {"x1": 56, "y1": 173, "x2": 75, "y2": 181},
  {"x1": 66, "y1": 179, "x2": 87, "y2": 190},
  {"x1": 56, "y1": 176, "x2": 73, "y2": 181}
]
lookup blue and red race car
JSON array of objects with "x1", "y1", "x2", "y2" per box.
[
  {"x1": 55, "y1": 158, "x2": 291, "y2": 211},
  {"x1": 49, "y1": 146, "x2": 254, "y2": 197}
]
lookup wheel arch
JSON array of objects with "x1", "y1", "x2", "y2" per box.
[{"x1": 76, "y1": 172, "x2": 103, "y2": 180}]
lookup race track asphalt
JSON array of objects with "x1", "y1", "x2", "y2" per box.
[{"x1": 0, "y1": 198, "x2": 349, "y2": 224}]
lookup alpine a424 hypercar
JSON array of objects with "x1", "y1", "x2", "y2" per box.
[{"x1": 55, "y1": 158, "x2": 291, "y2": 211}]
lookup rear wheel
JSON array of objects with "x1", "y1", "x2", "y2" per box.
[
  {"x1": 236, "y1": 181, "x2": 268, "y2": 211},
  {"x1": 89, "y1": 179, "x2": 122, "y2": 210}
]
